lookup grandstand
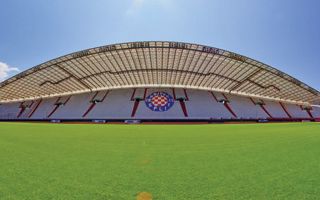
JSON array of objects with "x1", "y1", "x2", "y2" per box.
[{"x1": 0, "y1": 41, "x2": 319, "y2": 122}]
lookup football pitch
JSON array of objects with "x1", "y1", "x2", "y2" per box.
[{"x1": 0, "y1": 122, "x2": 319, "y2": 200}]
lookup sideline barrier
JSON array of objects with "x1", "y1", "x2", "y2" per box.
[
  {"x1": 124, "y1": 120, "x2": 141, "y2": 124},
  {"x1": 92, "y1": 119, "x2": 106, "y2": 123}
]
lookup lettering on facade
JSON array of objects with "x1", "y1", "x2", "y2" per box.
[
  {"x1": 70, "y1": 41, "x2": 246, "y2": 63},
  {"x1": 228, "y1": 52, "x2": 246, "y2": 62},
  {"x1": 99, "y1": 45, "x2": 116, "y2": 52},
  {"x1": 202, "y1": 46, "x2": 220, "y2": 54},
  {"x1": 169, "y1": 42, "x2": 190, "y2": 49},
  {"x1": 128, "y1": 42, "x2": 150, "y2": 48},
  {"x1": 72, "y1": 50, "x2": 90, "y2": 58}
]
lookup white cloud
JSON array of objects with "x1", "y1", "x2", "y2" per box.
[{"x1": 0, "y1": 61, "x2": 20, "y2": 82}]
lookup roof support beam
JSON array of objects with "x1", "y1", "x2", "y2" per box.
[
  {"x1": 56, "y1": 64, "x2": 92, "y2": 91},
  {"x1": 229, "y1": 69, "x2": 262, "y2": 92}
]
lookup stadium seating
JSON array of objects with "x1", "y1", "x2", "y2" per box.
[
  {"x1": 285, "y1": 104, "x2": 310, "y2": 119},
  {"x1": 0, "y1": 88, "x2": 316, "y2": 121},
  {"x1": 225, "y1": 95, "x2": 268, "y2": 119},
  {"x1": 262, "y1": 101, "x2": 288, "y2": 118},
  {"x1": 0, "y1": 102, "x2": 20, "y2": 119},
  {"x1": 185, "y1": 90, "x2": 233, "y2": 119},
  {"x1": 30, "y1": 98, "x2": 57, "y2": 119},
  {"x1": 85, "y1": 89, "x2": 134, "y2": 119},
  {"x1": 311, "y1": 106, "x2": 320, "y2": 118}
]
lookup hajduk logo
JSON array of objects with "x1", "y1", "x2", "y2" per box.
[{"x1": 145, "y1": 92, "x2": 174, "y2": 112}]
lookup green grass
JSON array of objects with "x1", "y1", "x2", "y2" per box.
[{"x1": 0, "y1": 122, "x2": 320, "y2": 200}]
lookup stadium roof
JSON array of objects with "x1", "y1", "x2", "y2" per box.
[{"x1": 0, "y1": 41, "x2": 319, "y2": 105}]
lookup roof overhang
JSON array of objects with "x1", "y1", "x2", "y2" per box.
[{"x1": 1, "y1": 41, "x2": 319, "y2": 105}]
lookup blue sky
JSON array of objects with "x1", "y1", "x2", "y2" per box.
[{"x1": 0, "y1": 0, "x2": 319, "y2": 90}]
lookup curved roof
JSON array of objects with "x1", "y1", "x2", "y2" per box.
[{"x1": 0, "y1": 41, "x2": 319, "y2": 105}]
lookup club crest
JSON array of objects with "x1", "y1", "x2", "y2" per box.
[{"x1": 145, "y1": 92, "x2": 174, "y2": 112}]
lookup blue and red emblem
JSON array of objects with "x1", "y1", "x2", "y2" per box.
[{"x1": 145, "y1": 92, "x2": 174, "y2": 112}]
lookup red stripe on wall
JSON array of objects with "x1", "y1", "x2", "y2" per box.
[
  {"x1": 54, "y1": 97, "x2": 61, "y2": 104},
  {"x1": 17, "y1": 102, "x2": 25, "y2": 118},
  {"x1": 131, "y1": 100, "x2": 140, "y2": 117},
  {"x1": 222, "y1": 94, "x2": 229, "y2": 101},
  {"x1": 260, "y1": 105, "x2": 273, "y2": 119},
  {"x1": 300, "y1": 105, "x2": 313, "y2": 118},
  {"x1": 29, "y1": 101, "x2": 35, "y2": 108},
  {"x1": 28, "y1": 99, "x2": 42, "y2": 118},
  {"x1": 249, "y1": 97, "x2": 273, "y2": 118},
  {"x1": 91, "y1": 91, "x2": 99, "y2": 101},
  {"x1": 82, "y1": 92, "x2": 100, "y2": 118},
  {"x1": 183, "y1": 89, "x2": 189, "y2": 101},
  {"x1": 100, "y1": 91, "x2": 109, "y2": 102},
  {"x1": 47, "y1": 97, "x2": 61, "y2": 118},
  {"x1": 306, "y1": 109, "x2": 314, "y2": 119},
  {"x1": 224, "y1": 103, "x2": 237, "y2": 118},
  {"x1": 63, "y1": 96, "x2": 71, "y2": 105},
  {"x1": 179, "y1": 100, "x2": 188, "y2": 117},
  {"x1": 130, "y1": 89, "x2": 136, "y2": 101},
  {"x1": 47, "y1": 105, "x2": 59, "y2": 118},
  {"x1": 143, "y1": 88, "x2": 148, "y2": 100},
  {"x1": 210, "y1": 92, "x2": 219, "y2": 102},
  {"x1": 279, "y1": 102, "x2": 292, "y2": 118},
  {"x1": 172, "y1": 88, "x2": 177, "y2": 100},
  {"x1": 82, "y1": 103, "x2": 97, "y2": 118},
  {"x1": 249, "y1": 97, "x2": 256, "y2": 105},
  {"x1": 299, "y1": 105, "x2": 304, "y2": 110},
  {"x1": 221, "y1": 94, "x2": 237, "y2": 118}
]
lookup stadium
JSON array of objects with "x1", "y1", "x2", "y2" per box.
[
  {"x1": 0, "y1": 41, "x2": 320, "y2": 122},
  {"x1": 1, "y1": 41, "x2": 320, "y2": 199}
]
